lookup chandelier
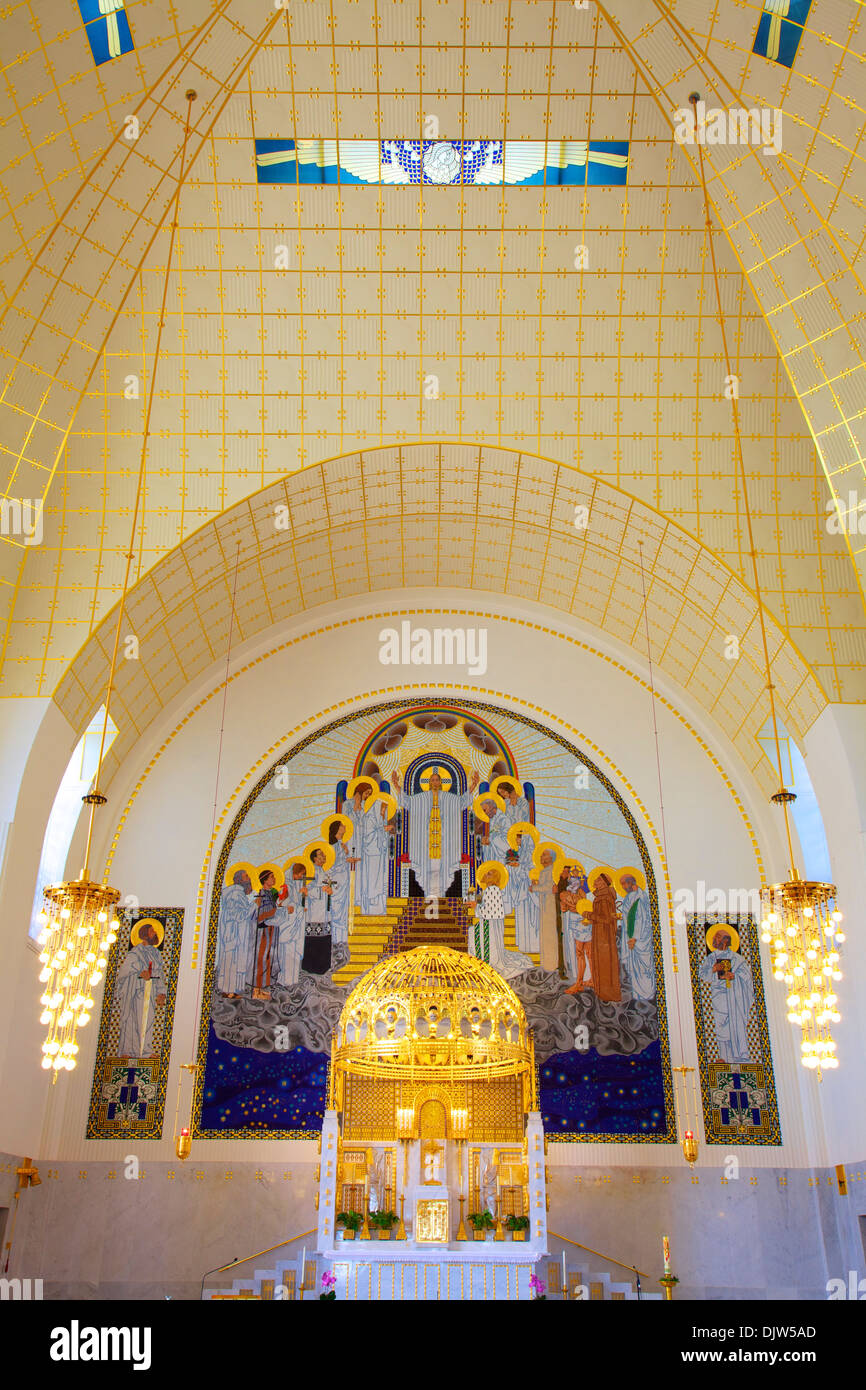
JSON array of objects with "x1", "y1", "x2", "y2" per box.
[
  {"x1": 37, "y1": 865, "x2": 120, "y2": 1072},
  {"x1": 35, "y1": 91, "x2": 198, "y2": 1077},
  {"x1": 690, "y1": 92, "x2": 845, "y2": 1076},
  {"x1": 761, "y1": 871, "x2": 844, "y2": 1074}
]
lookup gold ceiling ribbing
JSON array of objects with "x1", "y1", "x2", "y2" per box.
[{"x1": 0, "y1": 0, "x2": 862, "y2": 717}]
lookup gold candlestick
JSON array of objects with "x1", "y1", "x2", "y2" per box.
[
  {"x1": 457, "y1": 1192, "x2": 468, "y2": 1241},
  {"x1": 397, "y1": 1192, "x2": 406, "y2": 1240},
  {"x1": 494, "y1": 1197, "x2": 505, "y2": 1242},
  {"x1": 360, "y1": 1195, "x2": 371, "y2": 1240},
  {"x1": 660, "y1": 1274, "x2": 678, "y2": 1300}
]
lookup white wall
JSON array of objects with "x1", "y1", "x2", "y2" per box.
[{"x1": 1, "y1": 589, "x2": 862, "y2": 1170}]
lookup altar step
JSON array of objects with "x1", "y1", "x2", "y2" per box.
[{"x1": 207, "y1": 1252, "x2": 661, "y2": 1301}]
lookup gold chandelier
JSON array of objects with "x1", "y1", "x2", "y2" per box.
[
  {"x1": 761, "y1": 870, "x2": 843, "y2": 1074},
  {"x1": 35, "y1": 92, "x2": 198, "y2": 1077},
  {"x1": 691, "y1": 93, "x2": 845, "y2": 1076}
]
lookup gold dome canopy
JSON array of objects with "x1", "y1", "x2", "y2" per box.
[{"x1": 329, "y1": 947, "x2": 536, "y2": 1138}]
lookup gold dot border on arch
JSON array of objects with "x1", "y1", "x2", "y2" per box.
[{"x1": 99, "y1": 609, "x2": 766, "y2": 965}]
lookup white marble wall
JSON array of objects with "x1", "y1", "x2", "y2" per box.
[{"x1": 4, "y1": 1148, "x2": 864, "y2": 1300}]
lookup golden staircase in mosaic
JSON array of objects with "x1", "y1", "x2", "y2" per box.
[{"x1": 332, "y1": 896, "x2": 540, "y2": 986}]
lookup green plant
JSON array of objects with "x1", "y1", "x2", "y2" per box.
[
  {"x1": 506, "y1": 1214, "x2": 530, "y2": 1231},
  {"x1": 369, "y1": 1210, "x2": 398, "y2": 1230},
  {"x1": 336, "y1": 1210, "x2": 363, "y2": 1231},
  {"x1": 468, "y1": 1210, "x2": 495, "y2": 1230}
]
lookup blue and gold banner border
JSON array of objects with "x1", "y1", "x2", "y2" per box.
[
  {"x1": 686, "y1": 913, "x2": 782, "y2": 1146},
  {"x1": 86, "y1": 907, "x2": 184, "y2": 1140}
]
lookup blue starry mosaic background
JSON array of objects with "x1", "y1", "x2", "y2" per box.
[
  {"x1": 200, "y1": 1025, "x2": 328, "y2": 1133},
  {"x1": 540, "y1": 1041, "x2": 668, "y2": 1136}
]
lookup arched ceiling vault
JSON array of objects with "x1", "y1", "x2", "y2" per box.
[
  {"x1": 597, "y1": 0, "x2": 866, "y2": 595},
  {"x1": 0, "y1": 2, "x2": 863, "y2": 708},
  {"x1": 54, "y1": 444, "x2": 825, "y2": 799}
]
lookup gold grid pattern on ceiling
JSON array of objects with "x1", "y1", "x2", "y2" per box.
[
  {"x1": 0, "y1": 0, "x2": 863, "y2": 709},
  {"x1": 53, "y1": 443, "x2": 826, "y2": 798}
]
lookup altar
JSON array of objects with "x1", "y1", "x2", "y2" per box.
[{"x1": 314, "y1": 946, "x2": 549, "y2": 1267}]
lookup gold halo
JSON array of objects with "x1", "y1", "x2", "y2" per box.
[
  {"x1": 419, "y1": 764, "x2": 453, "y2": 790},
  {"x1": 255, "y1": 862, "x2": 285, "y2": 890},
  {"x1": 300, "y1": 840, "x2": 336, "y2": 874},
  {"x1": 588, "y1": 865, "x2": 616, "y2": 892},
  {"x1": 506, "y1": 820, "x2": 539, "y2": 850},
  {"x1": 473, "y1": 792, "x2": 505, "y2": 822},
  {"x1": 282, "y1": 855, "x2": 309, "y2": 878},
  {"x1": 475, "y1": 860, "x2": 509, "y2": 889},
  {"x1": 490, "y1": 774, "x2": 523, "y2": 799},
  {"x1": 562, "y1": 860, "x2": 586, "y2": 879},
  {"x1": 346, "y1": 775, "x2": 379, "y2": 801},
  {"x1": 130, "y1": 916, "x2": 164, "y2": 947},
  {"x1": 575, "y1": 898, "x2": 593, "y2": 915},
  {"x1": 531, "y1": 842, "x2": 565, "y2": 883},
  {"x1": 224, "y1": 861, "x2": 257, "y2": 888},
  {"x1": 321, "y1": 812, "x2": 355, "y2": 845},
  {"x1": 375, "y1": 791, "x2": 398, "y2": 822},
  {"x1": 615, "y1": 865, "x2": 646, "y2": 894},
  {"x1": 706, "y1": 924, "x2": 740, "y2": 954}
]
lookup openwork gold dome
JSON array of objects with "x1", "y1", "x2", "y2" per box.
[
  {"x1": 329, "y1": 948, "x2": 536, "y2": 1137},
  {"x1": 335, "y1": 945, "x2": 529, "y2": 1077}
]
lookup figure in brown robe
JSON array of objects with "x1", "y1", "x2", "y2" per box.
[{"x1": 589, "y1": 873, "x2": 621, "y2": 1002}]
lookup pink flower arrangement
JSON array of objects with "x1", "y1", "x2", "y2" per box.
[
  {"x1": 529, "y1": 1273, "x2": 546, "y2": 1299},
  {"x1": 319, "y1": 1271, "x2": 337, "y2": 1300}
]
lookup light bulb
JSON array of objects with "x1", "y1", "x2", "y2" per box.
[
  {"x1": 774, "y1": 970, "x2": 785, "y2": 981},
  {"x1": 825, "y1": 1056, "x2": 839, "y2": 1069},
  {"x1": 89, "y1": 971, "x2": 103, "y2": 986},
  {"x1": 786, "y1": 994, "x2": 800, "y2": 1007},
  {"x1": 60, "y1": 907, "x2": 71, "y2": 919},
  {"x1": 835, "y1": 931, "x2": 846, "y2": 943},
  {"x1": 761, "y1": 931, "x2": 772, "y2": 944},
  {"x1": 39, "y1": 1010, "x2": 52, "y2": 1025},
  {"x1": 806, "y1": 949, "x2": 817, "y2": 961},
  {"x1": 830, "y1": 1011, "x2": 841, "y2": 1023},
  {"x1": 831, "y1": 911, "x2": 842, "y2": 922},
  {"x1": 38, "y1": 968, "x2": 50, "y2": 983},
  {"x1": 97, "y1": 910, "x2": 108, "y2": 923},
  {"x1": 803, "y1": 907, "x2": 814, "y2": 918},
  {"x1": 77, "y1": 1013, "x2": 89, "y2": 1026},
  {"x1": 786, "y1": 926, "x2": 797, "y2": 937},
  {"x1": 767, "y1": 913, "x2": 778, "y2": 924}
]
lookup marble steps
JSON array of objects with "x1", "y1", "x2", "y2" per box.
[{"x1": 208, "y1": 1252, "x2": 661, "y2": 1300}]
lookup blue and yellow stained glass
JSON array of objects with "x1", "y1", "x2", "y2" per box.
[
  {"x1": 255, "y1": 139, "x2": 629, "y2": 188},
  {"x1": 752, "y1": 0, "x2": 812, "y2": 68},
  {"x1": 77, "y1": 0, "x2": 134, "y2": 67}
]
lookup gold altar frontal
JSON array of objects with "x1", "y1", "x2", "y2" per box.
[{"x1": 415, "y1": 1199, "x2": 449, "y2": 1243}]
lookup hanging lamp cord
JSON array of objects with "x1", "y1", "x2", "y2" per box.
[
  {"x1": 690, "y1": 93, "x2": 797, "y2": 879},
  {"x1": 83, "y1": 91, "x2": 198, "y2": 882}
]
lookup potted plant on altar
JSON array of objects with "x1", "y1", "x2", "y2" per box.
[
  {"x1": 336, "y1": 1211, "x2": 363, "y2": 1240},
  {"x1": 319, "y1": 1272, "x2": 337, "y2": 1300},
  {"x1": 506, "y1": 1214, "x2": 530, "y2": 1242},
  {"x1": 369, "y1": 1210, "x2": 399, "y2": 1240},
  {"x1": 469, "y1": 1211, "x2": 495, "y2": 1242}
]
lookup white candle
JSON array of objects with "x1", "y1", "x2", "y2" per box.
[
  {"x1": 562, "y1": 1250, "x2": 567, "y2": 1296},
  {"x1": 662, "y1": 1235, "x2": 670, "y2": 1274},
  {"x1": 300, "y1": 1245, "x2": 306, "y2": 1294}
]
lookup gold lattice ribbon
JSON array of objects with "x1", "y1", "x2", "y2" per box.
[{"x1": 429, "y1": 789, "x2": 441, "y2": 860}]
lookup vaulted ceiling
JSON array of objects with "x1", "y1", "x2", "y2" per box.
[{"x1": 1, "y1": 0, "x2": 863, "y2": 748}]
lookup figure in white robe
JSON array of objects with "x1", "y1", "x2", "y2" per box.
[
  {"x1": 393, "y1": 767, "x2": 479, "y2": 897},
  {"x1": 561, "y1": 872, "x2": 592, "y2": 987},
  {"x1": 115, "y1": 925, "x2": 165, "y2": 1058},
  {"x1": 357, "y1": 798, "x2": 389, "y2": 915},
  {"x1": 468, "y1": 877, "x2": 532, "y2": 980},
  {"x1": 477, "y1": 800, "x2": 508, "y2": 864},
  {"x1": 699, "y1": 930, "x2": 754, "y2": 1064},
  {"x1": 619, "y1": 877, "x2": 654, "y2": 1000},
  {"x1": 328, "y1": 837, "x2": 352, "y2": 945},
  {"x1": 277, "y1": 870, "x2": 306, "y2": 987},
  {"x1": 509, "y1": 835, "x2": 540, "y2": 953},
  {"x1": 216, "y1": 871, "x2": 257, "y2": 995},
  {"x1": 498, "y1": 783, "x2": 531, "y2": 839}
]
